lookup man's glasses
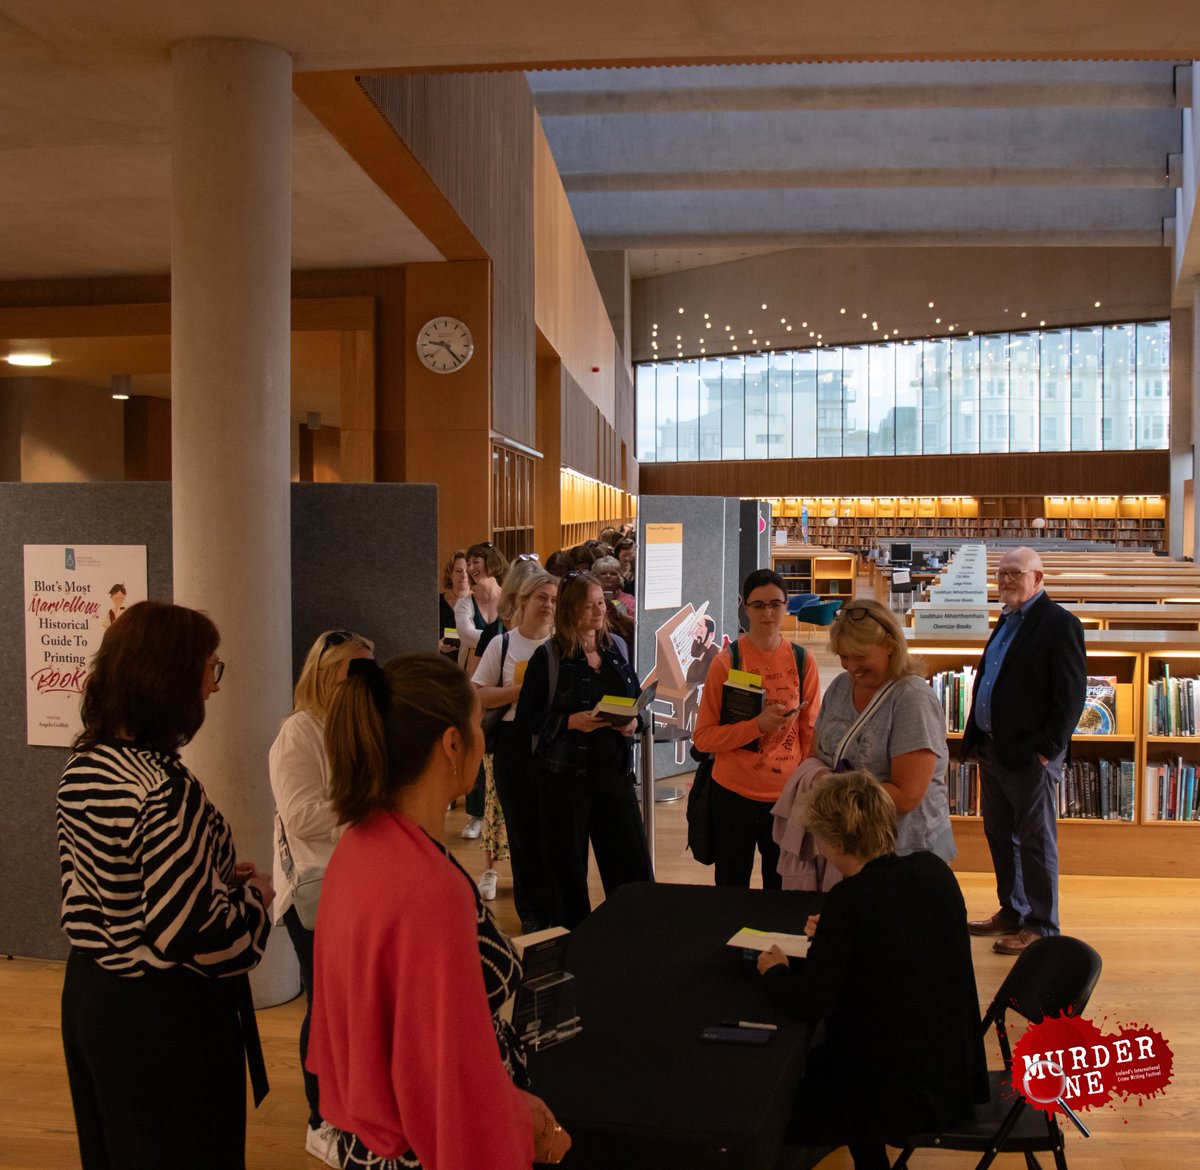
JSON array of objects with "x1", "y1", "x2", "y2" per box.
[
  {"x1": 834, "y1": 605, "x2": 893, "y2": 634},
  {"x1": 745, "y1": 600, "x2": 787, "y2": 612},
  {"x1": 996, "y1": 569, "x2": 1033, "y2": 582}
]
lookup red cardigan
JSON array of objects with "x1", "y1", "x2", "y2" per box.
[{"x1": 308, "y1": 810, "x2": 533, "y2": 1168}]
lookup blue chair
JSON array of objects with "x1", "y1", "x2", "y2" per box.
[
  {"x1": 785, "y1": 592, "x2": 820, "y2": 616},
  {"x1": 794, "y1": 598, "x2": 843, "y2": 642}
]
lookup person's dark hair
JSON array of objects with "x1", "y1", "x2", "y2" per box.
[
  {"x1": 741, "y1": 568, "x2": 788, "y2": 600},
  {"x1": 553, "y1": 570, "x2": 610, "y2": 658},
  {"x1": 568, "y1": 544, "x2": 595, "y2": 567},
  {"x1": 325, "y1": 653, "x2": 477, "y2": 826},
  {"x1": 615, "y1": 537, "x2": 636, "y2": 556},
  {"x1": 108, "y1": 583, "x2": 126, "y2": 597},
  {"x1": 466, "y1": 541, "x2": 508, "y2": 583},
  {"x1": 74, "y1": 601, "x2": 219, "y2": 754},
  {"x1": 544, "y1": 550, "x2": 571, "y2": 578},
  {"x1": 599, "y1": 526, "x2": 621, "y2": 546}
]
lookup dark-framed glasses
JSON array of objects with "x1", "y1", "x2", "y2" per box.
[
  {"x1": 745, "y1": 599, "x2": 787, "y2": 612},
  {"x1": 834, "y1": 605, "x2": 892, "y2": 634}
]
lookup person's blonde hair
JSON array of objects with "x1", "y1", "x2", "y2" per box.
[
  {"x1": 802, "y1": 769, "x2": 897, "y2": 861},
  {"x1": 440, "y1": 550, "x2": 468, "y2": 592},
  {"x1": 325, "y1": 653, "x2": 478, "y2": 826},
  {"x1": 828, "y1": 599, "x2": 924, "y2": 680},
  {"x1": 504, "y1": 566, "x2": 557, "y2": 627},
  {"x1": 293, "y1": 629, "x2": 375, "y2": 721},
  {"x1": 497, "y1": 558, "x2": 544, "y2": 626}
]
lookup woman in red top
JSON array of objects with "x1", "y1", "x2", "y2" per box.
[
  {"x1": 308, "y1": 653, "x2": 570, "y2": 1170},
  {"x1": 692, "y1": 569, "x2": 820, "y2": 888}
]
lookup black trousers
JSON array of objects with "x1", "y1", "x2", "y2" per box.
[
  {"x1": 492, "y1": 721, "x2": 551, "y2": 930},
  {"x1": 536, "y1": 768, "x2": 654, "y2": 928},
  {"x1": 710, "y1": 776, "x2": 782, "y2": 890},
  {"x1": 61, "y1": 950, "x2": 247, "y2": 1170},
  {"x1": 283, "y1": 906, "x2": 322, "y2": 1129}
]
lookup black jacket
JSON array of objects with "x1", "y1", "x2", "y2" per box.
[{"x1": 961, "y1": 591, "x2": 1087, "y2": 770}]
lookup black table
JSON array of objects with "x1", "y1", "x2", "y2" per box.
[{"x1": 527, "y1": 882, "x2": 823, "y2": 1170}]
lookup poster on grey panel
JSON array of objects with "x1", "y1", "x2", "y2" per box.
[{"x1": 24, "y1": 545, "x2": 148, "y2": 746}]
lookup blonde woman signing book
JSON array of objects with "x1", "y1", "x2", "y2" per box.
[
  {"x1": 692, "y1": 569, "x2": 821, "y2": 889},
  {"x1": 269, "y1": 629, "x2": 375, "y2": 1169}
]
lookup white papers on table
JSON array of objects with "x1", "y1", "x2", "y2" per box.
[{"x1": 727, "y1": 927, "x2": 811, "y2": 959}]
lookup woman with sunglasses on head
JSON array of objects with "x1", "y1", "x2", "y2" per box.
[
  {"x1": 439, "y1": 550, "x2": 472, "y2": 659},
  {"x1": 58, "y1": 602, "x2": 272, "y2": 1170},
  {"x1": 810, "y1": 598, "x2": 955, "y2": 864},
  {"x1": 269, "y1": 628, "x2": 375, "y2": 1169},
  {"x1": 692, "y1": 568, "x2": 821, "y2": 888},
  {"x1": 308, "y1": 653, "x2": 570, "y2": 1169},
  {"x1": 514, "y1": 569, "x2": 653, "y2": 927}
]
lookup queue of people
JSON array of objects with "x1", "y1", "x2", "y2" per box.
[{"x1": 55, "y1": 532, "x2": 1021, "y2": 1170}]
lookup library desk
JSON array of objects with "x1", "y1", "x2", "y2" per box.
[{"x1": 528, "y1": 882, "x2": 823, "y2": 1170}]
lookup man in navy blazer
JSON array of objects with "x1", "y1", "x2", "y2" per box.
[{"x1": 961, "y1": 546, "x2": 1086, "y2": 955}]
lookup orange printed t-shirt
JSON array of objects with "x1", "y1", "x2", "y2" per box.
[{"x1": 691, "y1": 637, "x2": 820, "y2": 802}]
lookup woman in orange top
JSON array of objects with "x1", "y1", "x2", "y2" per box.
[{"x1": 692, "y1": 569, "x2": 820, "y2": 888}]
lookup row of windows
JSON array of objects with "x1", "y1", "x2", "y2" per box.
[{"x1": 635, "y1": 321, "x2": 1170, "y2": 463}]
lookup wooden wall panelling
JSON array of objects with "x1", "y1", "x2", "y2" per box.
[
  {"x1": 123, "y1": 396, "x2": 171, "y2": 481},
  {"x1": 639, "y1": 451, "x2": 1171, "y2": 500},
  {"x1": 534, "y1": 333, "x2": 563, "y2": 559},
  {"x1": 339, "y1": 328, "x2": 376, "y2": 482}
]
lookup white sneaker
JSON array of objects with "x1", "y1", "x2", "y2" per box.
[
  {"x1": 477, "y1": 869, "x2": 499, "y2": 901},
  {"x1": 461, "y1": 816, "x2": 483, "y2": 839},
  {"x1": 306, "y1": 1122, "x2": 343, "y2": 1169}
]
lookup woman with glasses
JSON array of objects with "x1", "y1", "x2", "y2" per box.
[
  {"x1": 810, "y1": 598, "x2": 955, "y2": 863},
  {"x1": 309, "y1": 653, "x2": 571, "y2": 1168},
  {"x1": 514, "y1": 569, "x2": 653, "y2": 927},
  {"x1": 58, "y1": 602, "x2": 272, "y2": 1170},
  {"x1": 269, "y1": 628, "x2": 374, "y2": 1168},
  {"x1": 692, "y1": 568, "x2": 821, "y2": 888}
]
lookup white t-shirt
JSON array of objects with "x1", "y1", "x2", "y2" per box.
[{"x1": 472, "y1": 628, "x2": 550, "y2": 722}]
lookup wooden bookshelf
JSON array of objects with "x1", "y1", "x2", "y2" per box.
[
  {"x1": 766, "y1": 494, "x2": 1167, "y2": 551},
  {"x1": 770, "y1": 548, "x2": 857, "y2": 604},
  {"x1": 910, "y1": 631, "x2": 1199, "y2": 878}
]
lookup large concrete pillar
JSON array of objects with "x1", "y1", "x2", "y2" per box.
[
  {"x1": 171, "y1": 39, "x2": 297, "y2": 1005},
  {"x1": 1169, "y1": 305, "x2": 1193, "y2": 558}
]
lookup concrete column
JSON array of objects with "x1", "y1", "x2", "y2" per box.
[
  {"x1": 171, "y1": 39, "x2": 297, "y2": 1006},
  {"x1": 1169, "y1": 306, "x2": 1193, "y2": 558},
  {"x1": 1193, "y1": 285, "x2": 1200, "y2": 562}
]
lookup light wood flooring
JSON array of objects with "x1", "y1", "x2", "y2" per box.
[{"x1": 4, "y1": 633, "x2": 1198, "y2": 1169}]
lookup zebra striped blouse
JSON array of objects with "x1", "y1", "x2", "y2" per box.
[{"x1": 57, "y1": 741, "x2": 270, "y2": 977}]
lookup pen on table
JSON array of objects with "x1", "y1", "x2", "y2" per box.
[{"x1": 721, "y1": 1020, "x2": 778, "y2": 1031}]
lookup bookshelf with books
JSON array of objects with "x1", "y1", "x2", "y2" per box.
[
  {"x1": 910, "y1": 633, "x2": 1197, "y2": 877},
  {"x1": 770, "y1": 550, "x2": 857, "y2": 604}
]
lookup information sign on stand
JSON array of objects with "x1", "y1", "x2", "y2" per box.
[{"x1": 912, "y1": 543, "x2": 990, "y2": 636}]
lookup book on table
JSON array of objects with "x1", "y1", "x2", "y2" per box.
[
  {"x1": 722, "y1": 668, "x2": 765, "y2": 751},
  {"x1": 505, "y1": 927, "x2": 581, "y2": 1049}
]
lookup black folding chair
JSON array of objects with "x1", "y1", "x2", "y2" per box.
[{"x1": 890, "y1": 935, "x2": 1102, "y2": 1170}]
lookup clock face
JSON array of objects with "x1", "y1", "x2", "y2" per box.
[{"x1": 416, "y1": 317, "x2": 475, "y2": 374}]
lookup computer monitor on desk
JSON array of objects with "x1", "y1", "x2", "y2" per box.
[{"x1": 891, "y1": 542, "x2": 912, "y2": 566}]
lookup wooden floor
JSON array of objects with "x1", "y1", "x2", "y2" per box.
[{"x1": 5, "y1": 631, "x2": 1198, "y2": 1169}]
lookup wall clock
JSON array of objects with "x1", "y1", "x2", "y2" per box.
[{"x1": 416, "y1": 316, "x2": 475, "y2": 374}]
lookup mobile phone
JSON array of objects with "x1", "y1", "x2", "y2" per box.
[{"x1": 699, "y1": 1025, "x2": 771, "y2": 1045}]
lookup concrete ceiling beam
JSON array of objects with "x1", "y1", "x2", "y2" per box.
[{"x1": 586, "y1": 229, "x2": 1165, "y2": 249}]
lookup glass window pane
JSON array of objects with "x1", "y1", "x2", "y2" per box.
[
  {"x1": 816, "y1": 348, "x2": 843, "y2": 457},
  {"x1": 744, "y1": 354, "x2": 769, "y2": 459},
  {"x1": 721, "y1": 356, "x2": 745, "y2": 460},
  {"x1": 979, "y1": 334, "x2": 1009, "y2": 453},
  {"x1": 894, "y1": 341, "x2": 922, "y2": 455},
  {"x1": 922, "y1": 338, "x2": 951, "y2": 455},
  {"x1": 1009, "y1": 333, "x2": 1039, "y2": 452},
  {"x1": 1040, "y1": 330, "x2": 1070, "y2": 453},
  {"x1": 1104, "y1": 323, "x2": 1135, "y2": 451},
  {"x1": 655, "y1": 362, "x2": 678, "y2": 462},
  {"x1": 1072, "y1": 327, "x2": 1103, "y2": 451},
  {"x1": 792, "y1": 349, "x2": 817, "y2": 458},
  {"x1": 868, "y1": 343, "x2": 896, "y2": 456},
  {"x1": 1136, "y1": 321, "x2": 1170, "y2": 450},
  {"x1": 636, "y1": 364, "x2": 657, "y2": 462},
  {"x1": 842, "y1": 347, "x2": 869, "y2": 457},
  {"x1": 698, "y1": 357, "x2": 723, "y2": 461},
  {"x1": 676, "y1": 361, "x2": 700, "y2": 461},
  {"x1": 768, "y1": 352, "x2": 793, "y2": 459},
  {"x1": 950, "y1": 336, "x2": 979, "y2": 454}
]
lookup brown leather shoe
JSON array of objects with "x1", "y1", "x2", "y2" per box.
[
  {"x1": 967, "y1": 911, "x2": 1020, "y2": 936},
  {"x1": 993, "y1": 929, "x2": 1042, "y2": 956}
]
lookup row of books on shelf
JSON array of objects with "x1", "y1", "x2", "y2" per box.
[
  {"x1": 947, "y1": 759, "x2": 1136, "y2": 821},
  {"x1": 1145, "y1": 674, "x2": 1200, "y2": 737},
  {"x1": 1144, "y1": 760, "x2": 1200, "y2": 822},
  {"x1": 930, "y1": 672, "x2": 1119, "y2": 737},
  {"x1": 931, "y1": 668, "x2": 976, "y2": 733}
]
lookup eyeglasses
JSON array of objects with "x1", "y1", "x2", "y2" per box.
[
  {"x1": 212, "y1": 659, "x2": 225, "y2": 684},
  {"x1": 996, "y1": 569, "x2": 1033, "y2": 582},
  {"x1": 745, "y1": 600, "x2": 787, "y2": 612},
  {"x1": 834, "y1": 605, "x2": 893, "y2": 634}
]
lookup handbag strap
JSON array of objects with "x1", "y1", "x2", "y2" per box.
[{"x1": 833, "y1": 679, "x2": 897, "y2": 769}]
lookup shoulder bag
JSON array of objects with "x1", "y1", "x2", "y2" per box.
[
  {"x1": 277, "y1": 815, "x2": 323, "y2": 930},
  {"x1": 480, "y1": 632, "x2": 511, "y2": 754}
]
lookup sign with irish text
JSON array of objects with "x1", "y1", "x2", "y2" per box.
[{"x1": 24, "y1": 545, "x2": 148, "y2": 747}]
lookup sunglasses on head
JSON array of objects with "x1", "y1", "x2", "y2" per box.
[
  {"x1": 318, "y1": 629, "x2": 358, "y2": 665},
  {"x1": 834, "y1": 606, "x2": 893, "y2": 635}
]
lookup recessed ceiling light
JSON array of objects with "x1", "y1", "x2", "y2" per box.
[
  {"x1": 112, "y1": 393, "x2": 130, "y2": 401},
  {"x1": 928, "y1": 302, "x2": 935, "y2": 308},
  {"x1": 861, "y1": 313, "x2": 868, "y2": 319},
  {"x1": 839, "y1": 308, "x2": 846, "y2": 314},
  {"x1": 703, "y1": 313, "x2": 710, "y2": 319},
  {"x1": 761, "y1": 303, "x2": 767, "y2": 310},
  {"x1": 1094, "y1": 301, "x2": 1101, "y2": 308},
  {"x1": 6, "y1": 352, "x2": 53, "y2": 367},
  {"x1": 786, "y1": 325, "x2": 793, "y2": 331}
]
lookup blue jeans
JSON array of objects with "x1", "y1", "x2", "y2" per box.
[{"x1": 283, "y1": 906, "x2": 322, "y2": 1129}]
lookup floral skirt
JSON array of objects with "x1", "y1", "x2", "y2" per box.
[
  {"x1": 480, "y1": 752, "x2": 510, "y2": 861},
  {"x1": 338, "y1": 1132, "x2": 419, "y2": 1169}
]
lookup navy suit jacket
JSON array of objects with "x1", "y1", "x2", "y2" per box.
[{"x1": 961, "y1": 592, "x2": 1087, "y2": 770}]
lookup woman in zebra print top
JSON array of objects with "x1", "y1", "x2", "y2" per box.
[{"x1": 57, "y1": 601, "x2": 273, "y2": 1170}]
